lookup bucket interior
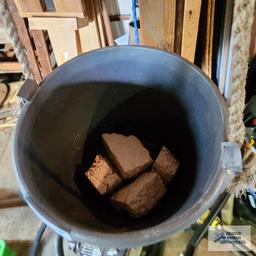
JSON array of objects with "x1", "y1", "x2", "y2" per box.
[{"x1": 15, "y1": 48, "x2": 225, "y2": 237}]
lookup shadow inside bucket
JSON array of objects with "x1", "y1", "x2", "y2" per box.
[{"x1": 74, "y1": 86, "x2": 197, "y2": 230}]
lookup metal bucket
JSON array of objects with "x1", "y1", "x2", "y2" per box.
[{"x1": 13, "y1": 46, "x2": 228, "y2": 248}]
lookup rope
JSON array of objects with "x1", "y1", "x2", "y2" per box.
[
  {"x1": 228, "y1": 0, "x2": 256, "y2": 196},
  {"x1": 0, "y1": 0, "x2": 32, "y2": 79}
]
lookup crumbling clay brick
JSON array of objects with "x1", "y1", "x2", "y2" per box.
[
  {"x1": 152, "y1": 146, "x2": 179, "y2": 184},
  {"x1": 102, "y1": 133, "x2": 153, "y2": 179},
  {"x1": 111, "y1": 172, "x2": 166, "y2": 218},
  {"x1": 85, "y1": 154, "x2": 122, "y2": 195}
]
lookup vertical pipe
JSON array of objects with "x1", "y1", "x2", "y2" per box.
[{"x1": 132, "y1": 0, "x2": 139, "y2": 44}]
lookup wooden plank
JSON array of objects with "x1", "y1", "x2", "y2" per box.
[
  {"x1": 47, "y1": 29, "x2": 79, "y2": 65},
  {"x1": 201, "y1": 0, "x2": 215, "y2": 78},
  {"x1": 0, "y1": 189, "x2": 25, "y2": 209},
  {"x1": 174, "y1": 0, "x2": 185, "y2": 54},
  {"x1": 28, "y1": 17, "x2": 83, "y2": 65},
  {"x1": 14, "y1": 0, "x2": 45, "y2": 12},
  {"x1": 79, "y1": 0, "x2": 101, "y2": 52},
  {"x1": 94, "y1": 0, "x2": 106, "y2": 47},
  {"x1": 31, "y1": 31, "x2": 52, "y2": 78},
  {"x1": 101, "y1": 0, "x2": 114, "y2": 46},
  {"x1": 6, "y1": 0, "x2": 42, "y2": 82},
  {"x1": 15, "y1": 0, "x2": 86, "y2": 18},
  {"x1": 140, "y1": 0, "x2": 176, "y2": 51},
  {"x1": 53, "y1": 0, "x2": 84, "y2": 12},
  {"x1": 79, "y1": 26, "x2": 101, "y2": 52},
  {"x1": 0, "y1": 62, "x2": 22, "y2": 73},
  {"x1": 17, "y1": 0, "x2": 52, "y2": 78},
  {"x1": 17, "y1": 11, "x2": 86, "y2": 18},
  {"x1": 181, "y1": 0, "x2": 202, "y2": 62},
  {"x1": 28, "y1": 17, "x2": 87, "y2": 30}
]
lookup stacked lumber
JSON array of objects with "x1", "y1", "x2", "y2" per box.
[
  {"x1": 12, "y1": 0, "x2": 112, "y2": 68},
  {"x1": 3, "y1": 0, "x2": 218, "y2": 79},
  {"x1": 2, "y1": 0, "x2": 53, "y2": 83},
  {"x1": 140, "y1": 0, "x2": 215, "y2": 78},
  {"x1": 0, "y1": 0, "x2": 113, "y2": 80}
]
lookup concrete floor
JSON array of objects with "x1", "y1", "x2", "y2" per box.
[
  {"x1": 0, "y1": 82, "x2": 236, "y2": 255},
  {"x1": 0, "y1": 127, "x2": 77, "y2": 255}
]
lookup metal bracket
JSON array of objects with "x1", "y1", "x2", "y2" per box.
[
  {"x1": 221, "y1": 142, "x2": 243, "y2": 177},
  {"x1": 68, "y1": 241, "x2": 128, "y2": 256},
  {"x1": 17, "y1": 79, "x2": 39, "y2": 105}
]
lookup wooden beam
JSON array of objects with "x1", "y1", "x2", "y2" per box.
[
  {"x1": 181, "y1": 0, "x2": 202, "y2": 62},
  {"x1": 101, "y1": 0, "x2": 114, "y2": 46},
  {"x1": 201, "y1": 0, "x2": 215, "y2": 78},
  {"x1": 0, "y1": 62, "x2": 22, "y2": 73},
  {"x1": 79, "y1": 0, "x2": 101, "y2": 52},
  {"x1": 47, "y1": 28, "x2": 79, "y2": 65},
  {"x1": 53, "y1": 0, "x2": 84, "y2": 12},
  {"x1": 6, "y1": 0, "x2": 42, "y2": 82},
  {"x1": 31, "y1": 31, "x2": 52, "y2": 78},
  {"x1": 15, "y1": 0, "x2": 52, "y2": 78},
  {"x1": 28, "y1": 17, "x2": 87, "y2": 30},
  {"x1": 174, "y1": 0, "x2": 185, "y2": 54},
  {"x1": 14, "y1": 0, "x2": 86, "y2": 18},
  {"x1": 28, "y1": 17, "x2": 84, "y2": 65},
  {"x1": 94, "y1": 0, "x2": 106, "y2": 47},
  {"x1": 14, "y1": 0, "x2": 45, "y2": 13},
  {"x1": 0, "y1": 189, "x2": 25, "y2": 209},
  {"x1": 17, "y1": 11, "x2": 87, "y2": 18},
  {"x1": 140, "y1": 0, "x2": 176, "y2": 52}
]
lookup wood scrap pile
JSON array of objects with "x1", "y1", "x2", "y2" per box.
[
  {"x1": 0, "y1": 0, "x2": 114, "y2": 82},
  {"x1": 12, "y1": 0, "x2": 113, "y2": 70},
  {"x1": 0, "y1": 0, "x2": 54, "y2": 83},
  {"x1": 1, "y1": 0, "x2": 222, "y2": 81}
]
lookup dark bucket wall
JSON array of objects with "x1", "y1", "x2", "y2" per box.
[{"x1": 13, "y1": 46, "x2": 227, "y2": 248}]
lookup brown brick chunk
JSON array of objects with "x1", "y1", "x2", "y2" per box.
[
  {"x1": 85, "y1": 155, "x2": 122, "y2": 195},
  {"x1": 111, "y1": 172, "x2": 166, "y2": 218},
  {"x1": 152, "y1": 146, "x2": 179, "y2": 184},
  {"x1": 102, "y1": 133, "x2": 153, "y2": 179}
]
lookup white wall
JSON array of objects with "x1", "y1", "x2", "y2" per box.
[
  {"x1": 106, "y1": 0, "x2": 131, "y2": 15},
  {"x1": 106, "y1": 0, "x2": 131, "y2": 39}
]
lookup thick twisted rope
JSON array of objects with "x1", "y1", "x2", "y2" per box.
[
  {"x1": 0, "y1": 0, "x2": 32, "y2": 79},
  {"x1": 228, "y1": 0, "x2": 256, "y2": 196}
]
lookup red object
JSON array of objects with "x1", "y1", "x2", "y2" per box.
[{"x1": 252, "y1": 118, "x2": 256, "y2": 126}]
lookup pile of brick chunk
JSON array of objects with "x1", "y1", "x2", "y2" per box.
[{"x1": 85, "y1": 133, "x2": 179, "y2": 218}]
